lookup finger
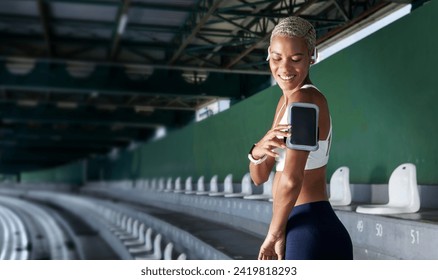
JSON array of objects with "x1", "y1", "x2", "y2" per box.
[
  {"x1": 265, "y1": 140, "x2": 286, "y2": 150},
  {"x1": 275, "y1": 131, "x2": 291, "y2": 138},
  {"x1": 263, "y1": 150, "x2": 279, "y2": 158},
  {"x1": 258, "y1": 250, "x2": 267, "y2": 260},
  {"x1": 269, "y1": 129, "x2": 289, "y2": 138},
  {"x1": 273, "y1": 124, "x2": 291, "y2": 131}
]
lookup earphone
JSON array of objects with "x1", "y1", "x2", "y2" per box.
[{"x1": 310, "y1": 48, "x2": 318, "y2": 63}]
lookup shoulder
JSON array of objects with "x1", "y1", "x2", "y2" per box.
[{"x1": 287, "y1": 86, "x2": 328, "y2": 108}]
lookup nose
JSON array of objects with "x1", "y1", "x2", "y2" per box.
[{"x1": 278, "y1": 58, "x2": 294, "y2": 73}]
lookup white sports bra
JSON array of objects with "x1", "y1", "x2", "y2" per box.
[{"x1": 274, "y1": 84, "x2": 332, "y2": 171}]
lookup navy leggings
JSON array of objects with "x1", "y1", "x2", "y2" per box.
[{"x1": 285, "y1": 201, "x2": 353, "y2": 260}]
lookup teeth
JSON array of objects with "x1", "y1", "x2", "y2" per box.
[{"x1": 279, "y1": 75, "x2": 295, "y2": 80}]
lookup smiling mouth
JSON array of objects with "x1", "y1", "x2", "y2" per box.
[{"x1": 278, "y1": 74, "x2": 295, "y2": 81}]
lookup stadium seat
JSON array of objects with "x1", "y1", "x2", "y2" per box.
[
  {"x1": 110, "y1": 215, "x2": 129, "y2": 235},
  {"x1": 209, "y1": 174, "x2": 234, "y2": 197},
  {"x1": 184, "y1": 177, "x2": 196, "y2": 195},
  {"x1": 150, "y1": 178, "x2": 157, "y2": 190},
  {"x1": 142, "y1": 179, "x2": 150, "y2": 190},
  {"x1": 129, "y1": 227, "x2": 153, "y2": 254},
  {"x1": 207, "y1": 175, "x2": 221, "y2": 196},
  {"x1": 134, "y1": 179, "x2": 143, "y2": 189},
  {"x1": 134, "y1": 233, "x2": 162, "y2": 260},
  {"x1": 244, "y1": 172, "x2": 274, "y2": 200},
  {"x1": 356, "y1": 163, "x2": 420, "y2": 214},
  {"x1": 157, "y1": 178, "x2": 165, "y2": 192},
  {"x1": 163, "y1": 177, "x2": 173, "y2": 192},
  {"x1": 173, "y1": 177, "x2": 184, "y2": 193},
  {"x1": 124, "y1": 223, "x2": 147, "y2": 247},
  {"x1": 114, "y1": 217, "x2": 134, "y2": 238},
  {"x1": 225, "y1": 173, "x2": 252, "y2": 198},
  {"x1": 163, "y1": 242, "x2": 174, "y2": 260},
  {"x1": 119, "y1": 219, "x2": 140, "y2": 241},
  {"x1": 196, "y1": 176, "x2": 209, "y2": 195},
  {"x1": 329, "y1": 166, "x2": 352, "y2": 206}
]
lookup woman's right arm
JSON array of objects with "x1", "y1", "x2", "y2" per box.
[
  {"x1": 249, "y1": 96, "x2": 289, "y2": 185},
  {"x1": 249, "y1": 124, "x2": 290, "y2": 185}
]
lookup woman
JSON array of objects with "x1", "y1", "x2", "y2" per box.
[{"x1": 248, "y1": 16, "x2": 353, "y2": 260}]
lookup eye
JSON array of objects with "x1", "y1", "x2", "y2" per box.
[
  {"x1": 271, "y1": 55, "x2": 281, "y2": 61},
  {"x1": 291, "y1": 56, "x2": 302, "y2": 62}
]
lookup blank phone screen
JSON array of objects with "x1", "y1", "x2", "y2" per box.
[{"x1": 289, "y1": 106, "x2": 317, "y2": 147}]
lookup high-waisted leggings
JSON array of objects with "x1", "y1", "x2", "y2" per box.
[{"x1": 285, "y1": 201, "x2": 353, "y2": 260}]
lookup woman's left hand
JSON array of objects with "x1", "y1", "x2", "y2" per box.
[{"x1": 258, "y1": 231, "x2": 285, "y2": 260}]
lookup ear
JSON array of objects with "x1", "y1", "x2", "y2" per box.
[{"x1": 266, "y1": 46, "x2": 271, "y2": 61}]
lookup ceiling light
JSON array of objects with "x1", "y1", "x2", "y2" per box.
[
  {"x1": 134, "y1": 105, "x2": 154, "y2": 113},
  {"x1": 182, "y1": 71, "x2": 208, "y2": 84},
  {"x1": 5, "y1": 57, "x2": 36, "y2": 75},
  {"x1": 125, "y1": 65, "x2": 154, "y2": 80},
  {"x1": 66, "y1": 61, "x2": 95, "y2": 78},
  {"x1": 56, "y1": 102, "x2": 78, "y2": 109},
  {"x1": 97, "y1": 104, "x2": 117, "y2": 111},
  {"x1": 17, "y1": 100, "x2": 38, "y2": 107}
]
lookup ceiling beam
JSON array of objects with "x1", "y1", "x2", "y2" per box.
[
  {"x1": 168, "y1": 0, "x2": 226, "y2": 65},
  {"x1": 37, "y1": 0, "x2": 54, "y2": 56},
  {"x1": 332, "y1": 0, "x2": 350, "y2": 21},
  {"x1": 43, "y1": 0, "x2": 197, "y2": 12},
  {"x1": 0, "y1": 104, "x2": 194, "y2": 129},
  {"x1": 109, "y1": 0, "x2": 131, "y2": 60},
  {"x1": 224, "y1": 0, "x2": 318, "y2": 69},
  {"x1": 204, "y1": 0, "x2": 280, "y2": 68}
]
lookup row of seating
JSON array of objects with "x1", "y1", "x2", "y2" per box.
[
  {"x1": 22, "y1": 191, "x2": 189, "y2": 260},
  {"x1": 95, "y1": 204, "x2": 187, "y2": 260},
  {"x1": 87, "y1": 162, "x2": 421, "y2": 216},
  {"x1": 0, "y1": 194, "x2": 74, "y2": 260},
  {"x1": 95, "y1": 172, "x2": 276, "y2": 201},
  {"x1": 0, "y1": 203, "x2": 28, "y2": 260},
  {"x1": 328, "y1": 163, "x2": 420, "y2": 214}
]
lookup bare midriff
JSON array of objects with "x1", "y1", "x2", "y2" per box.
[{"x1": 272, "y1": 166, "x2": 328, "y2": 206}]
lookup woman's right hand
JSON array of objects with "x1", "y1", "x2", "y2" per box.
[
  {"x1": 258, "y1": 231, "x2": 286, "y2": 260},
  {"x1": 251, "y1": 124, "x2": 291, "y2": 159}
]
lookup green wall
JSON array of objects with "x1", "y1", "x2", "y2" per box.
[
  {"x1": 21, "y1": 2, "x2": 438, "y2": 185},
  {"x1": 312, "y1": 2, "x2": 437, "y2": 184},
  {"x1": 21, "y1": 160, "x2": 85, "y2": 185}
]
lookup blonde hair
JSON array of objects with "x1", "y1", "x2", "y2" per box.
[{"x1": 270, "y1": 16, "x2": 316, "y2": 53}]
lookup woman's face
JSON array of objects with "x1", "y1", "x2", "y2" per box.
[{"x1": 268, "y1": 35, "x2": 311, "y2": 92}]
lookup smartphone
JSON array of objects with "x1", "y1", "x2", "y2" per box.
[{"x1": 286, "y1": 102, "x2": 319, "y2": 151}]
